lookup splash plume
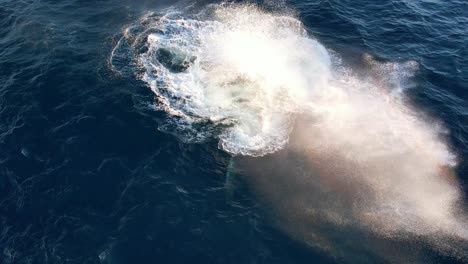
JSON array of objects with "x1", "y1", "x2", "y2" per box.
[{"x1": 115, "y1": 3, "x2": 468, "y2": 261}]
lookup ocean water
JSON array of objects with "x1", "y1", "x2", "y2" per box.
[{"x1": 1, "y1": 0, "x2": 467, "y2": 263}]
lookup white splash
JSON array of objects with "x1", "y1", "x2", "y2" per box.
[
  {"x1": 129, "y1": 3, "x2": 467, "y2": 260},
  {"x1": 139, "y1": 5, "x2": 330, "y2": 156}
]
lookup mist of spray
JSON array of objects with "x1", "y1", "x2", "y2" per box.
[{"x1": 114, "y1": 3, "x2": 468, "y2": 261}]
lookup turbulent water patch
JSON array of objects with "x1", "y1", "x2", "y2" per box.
[
  {"x1": 112, "y1": 3, "x2": 468, "y2": 262},
  {"x1": 112, "y1": 4, "x2": 331, "y2": 156}
]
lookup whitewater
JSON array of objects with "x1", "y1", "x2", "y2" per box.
[{"x1": 112, "y1": 3, "x2": 468, "y2": 261}]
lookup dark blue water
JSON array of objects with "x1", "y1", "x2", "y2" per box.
[{"x1": 1, "y1": 0, "x2": 467, "y2": 263}]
